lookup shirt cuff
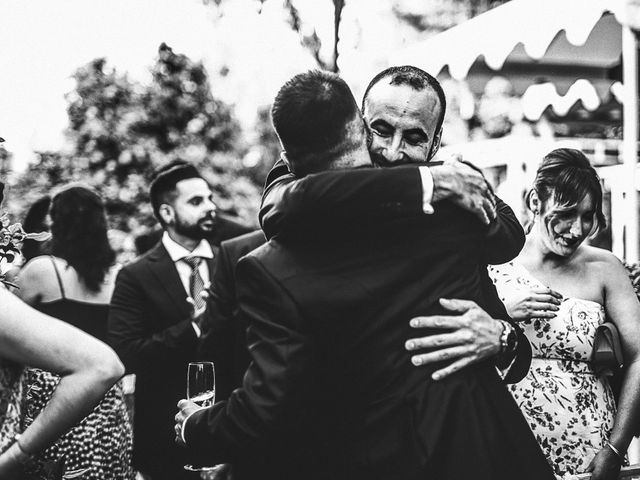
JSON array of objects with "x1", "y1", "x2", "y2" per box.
[
  {"x1": 418, "y1": 166, "x2": 435, "y2": 214},
  {"x1": 192, "y1": 322, "x2": 201, "y2": 338}
]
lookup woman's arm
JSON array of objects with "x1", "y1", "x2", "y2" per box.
[
  {"x1": 0, "y1": 287, "x2": 124, "y2": 476},
  {"x1": 589, "y1": 253, "x2": 640, "y2": 480}
]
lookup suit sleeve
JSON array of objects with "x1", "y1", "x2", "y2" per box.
[
  {"x1": 482, "y1": 197, "x2": 525, "y2": 265},
  {"x1": 108, "y1": 266, "x2": 198, "y2": 374},
  {"x1": 183, "y1": 255, "x2": 314, "y2": 463},
  {"x1": 259, "y1": 161, "x2": 424, "y2": 240}
]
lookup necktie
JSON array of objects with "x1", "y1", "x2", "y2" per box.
[{"x1": 183, "y1": 256, "x2": 206, "y2": 310}]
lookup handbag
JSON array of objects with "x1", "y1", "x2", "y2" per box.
[{"x1": 591, "y1": 321, "x2": 624, "y2": 377}]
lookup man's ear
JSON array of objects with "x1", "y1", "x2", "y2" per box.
[
  {"x1": 158, "y1": 204, "x2": 174, "y2": 226},
  {"x1": 427, "y1": 128, "x2": 443, "y2": 161}
]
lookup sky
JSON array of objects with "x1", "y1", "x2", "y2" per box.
[{"x1": 0, "y1": 0, "x2": 415, "y2": 172}]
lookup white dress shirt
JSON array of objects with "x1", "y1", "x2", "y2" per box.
[
  {"x1": 162, "y1": 232, "x2": 214, "y2": 337},
  {"x1": 418, "y1": 165, "x2": 435, "y2": 214}
]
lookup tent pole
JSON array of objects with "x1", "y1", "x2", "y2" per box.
[{"x1": 623, "y1": 24, "x2": 639, "y2": 263}]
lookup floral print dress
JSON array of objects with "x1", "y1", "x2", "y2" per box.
[
  {"x1": 489, "y1": 261, "x2": 616, "y2": 478},
  {"x1": 0, "y1": 361, "x2": 24, "y2": 454}
]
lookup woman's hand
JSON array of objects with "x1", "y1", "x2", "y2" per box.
[
  {"x1": 504, "y1": 287, "x2": 562, "y2": 321},
  {"x1": 585, "y1": 446, "x2": 622, "y2": 480}
]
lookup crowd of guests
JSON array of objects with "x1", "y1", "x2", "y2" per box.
[{"x1": 0, "y1": 65, "x2": 638, "y2": 480}]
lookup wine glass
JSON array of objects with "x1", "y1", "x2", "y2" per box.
[
  {"x1": 187, "y1": 361, "x2": 215, "y2": 407},
  {"x1": 184, "y1": 362, "x2": 218, "y2": 474}
]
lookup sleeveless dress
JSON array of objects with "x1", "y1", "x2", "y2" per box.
[
  {"x1": 489, "y1": 261, "x2": 617, "y2": 478},
  {"x1": 23, "y1": 259, "x2": 134, "y2": 479}
]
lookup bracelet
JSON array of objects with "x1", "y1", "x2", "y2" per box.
[
  {"x1": 606, "y1": 441, "x2": 625, "y2": 462},
  {"x1": 498, "y1": 320, "x2": 518, "y2": 355}
]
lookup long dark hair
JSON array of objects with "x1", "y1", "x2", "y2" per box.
[
  {"x1": 49, "y1": 185, "x2": 115, "y2": 292},
  {"x1": 526, "y1": 148, "x2": 606, "y2": 235}
]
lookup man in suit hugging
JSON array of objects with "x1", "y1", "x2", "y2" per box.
[{"x1": 176, "y1": 71, "x2": 554, "y2": 480}]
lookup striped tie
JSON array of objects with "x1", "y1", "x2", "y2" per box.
[{"x1": 183, "y1": 256, "x2": 206, "y2": 311}]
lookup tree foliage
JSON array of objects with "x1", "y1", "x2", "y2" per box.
[{"x1": 11, "y1": 44, "x2": 264, "y2": 233}]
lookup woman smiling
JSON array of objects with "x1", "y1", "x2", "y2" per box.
[{"x1": 489, "y1": 148, "x2": 640, "y2": 480}]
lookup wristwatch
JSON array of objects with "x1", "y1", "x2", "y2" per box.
[{"x1": 498, "y1": 320, "x2": 518, "y2": 355}]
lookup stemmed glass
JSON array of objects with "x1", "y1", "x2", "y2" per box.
[{"x1": 184, "y1": 362, "x2": 217, "y2": 474}]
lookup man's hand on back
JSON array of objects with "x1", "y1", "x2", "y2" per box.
[
  {"x1": 430, "y1": 157, "x2": 497, "y2": 225},
  {"x1": 405, "y1": 298, "x2": 503, "y2": 380}
]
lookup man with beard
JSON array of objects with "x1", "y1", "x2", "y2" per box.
[
  {"x1": 259, "y1": 65, "x2": 530, "y2": 381},
  {"x1": 201, "y1": 69, "x2": 527, "y2": 405},
  {"x1": 176, "y1": 70, "x2": 554, "y2": 480},
  {"x1": 109, "y1": 160, "x2": 221, "y2": 480}
]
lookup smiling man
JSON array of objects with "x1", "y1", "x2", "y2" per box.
[
  {"x1": 259, "y1": 65, "x2": 529, "y2": 382},
  {"x1": 364, "y1": 66, "x2": 445, "y2": 167},
  {"x1": 108, "y1": 160, "x2": 222, "y2": 480}
]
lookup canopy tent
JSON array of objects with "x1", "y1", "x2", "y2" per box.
[
  {"x1": 391, "y1": 0, "x2": 623, "y2": 116},
  {"x1": 390, "y1": 0, "x2": 640, "y2": 261}
]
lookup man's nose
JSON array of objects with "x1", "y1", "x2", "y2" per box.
[
  {"x1": 385, "y1": 134, "x2": 405, "y2": 163},
  {"x1": 205, "y1": 198, "x2": 217, "y2": 213},
  {"x1": 569, "y1": 219, "x2": 583, "y2": 236}
]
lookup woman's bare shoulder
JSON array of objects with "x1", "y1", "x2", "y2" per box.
[
  {"x1": 17, "y1": 256, "x2": 62, "y2": 302},
  {"x1": 20, "y1": 255, "x2": 58, "y2": 279},
  {"x1": 581, "y1": 245, "x2": 628, "y2": 279}
]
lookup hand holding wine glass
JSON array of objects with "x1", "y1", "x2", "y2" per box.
[
  {"x1": 187, "y1": 361, "x2": 215, "y2": 407},
  {"x1": 182, "y1": 362, "x2": 219, "y2": 474}
]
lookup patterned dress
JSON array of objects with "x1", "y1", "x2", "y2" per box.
[
  {"x1": 489, "y1": 261, "x2": 617, "y2": 478},
  {"x1": 23, "y1": 370, "x2": 133, "y2": 480},
  {"x1": 0, "y1": 361, "x2": 24, "y2": 454}
]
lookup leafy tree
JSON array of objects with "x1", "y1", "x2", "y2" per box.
[{"x1": 12, "y1": 44, "x2": 263, "y2": 234}]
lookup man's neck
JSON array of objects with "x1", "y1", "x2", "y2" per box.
[
  {"x1": 326, "y1": 146, "x2": 371, "y2": 171},
  {"x1": 165, "y1": 229, "x2": 200, "y2": 252}
]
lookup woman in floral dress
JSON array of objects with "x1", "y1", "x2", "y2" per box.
[{"x1": 489, "y1": 148, "x2": 640, "y2": 480}]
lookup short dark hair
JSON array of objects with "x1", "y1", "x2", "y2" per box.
[
  {"x1": 362, "y1": 65, "x2": 447, "y2": 141},
  {"x1": 149, "y1": 160, "x2": 204, "y2": 224},
  {"x1": 527, "y1": 148, "x2": 606, "y2": 235},
  {"x1": 50, "y1": 185, "x2": 115, "y2": 292},
  {"x1": 271, "y1": 70, "x2": 361, "y2": 175}
]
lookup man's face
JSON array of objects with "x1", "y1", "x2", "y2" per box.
[
  {"x1": 168, "y1": 178, "x2": 217, "y2": 240},
  {"x1": 363, "y1": 81, "x2": 442, "y2": 167}
]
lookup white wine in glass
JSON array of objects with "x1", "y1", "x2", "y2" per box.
[
  {"x1": 184, "y1": 362, "x2": 217, "y2": 473},
  {"x1": 187, "y1": 361, "x2": 215, "y2": 406}
]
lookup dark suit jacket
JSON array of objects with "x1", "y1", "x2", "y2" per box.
[
  {"x1": 108, "y1": 242, "x2": 210, "y2": 477},
  {"x1": 184, "y1": 203, "x2": 554, "y2": 480},
  {"x1": 107, "y1": 218, "x2": 251, "y2": 477},
  {"x1": 197, "y1": 230, "x2": 266, "y2": 400},
  {"x1": 259, "y1": 162, "x2": 530, "y2": 381}
]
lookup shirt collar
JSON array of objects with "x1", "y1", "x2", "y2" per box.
[{"x1": 162, "y1": 231, "x2": 214, "y2": 263}]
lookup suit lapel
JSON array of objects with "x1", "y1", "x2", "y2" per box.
[{"x1": 147, "y1": 242, "x2": 191, "y2": 319}]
